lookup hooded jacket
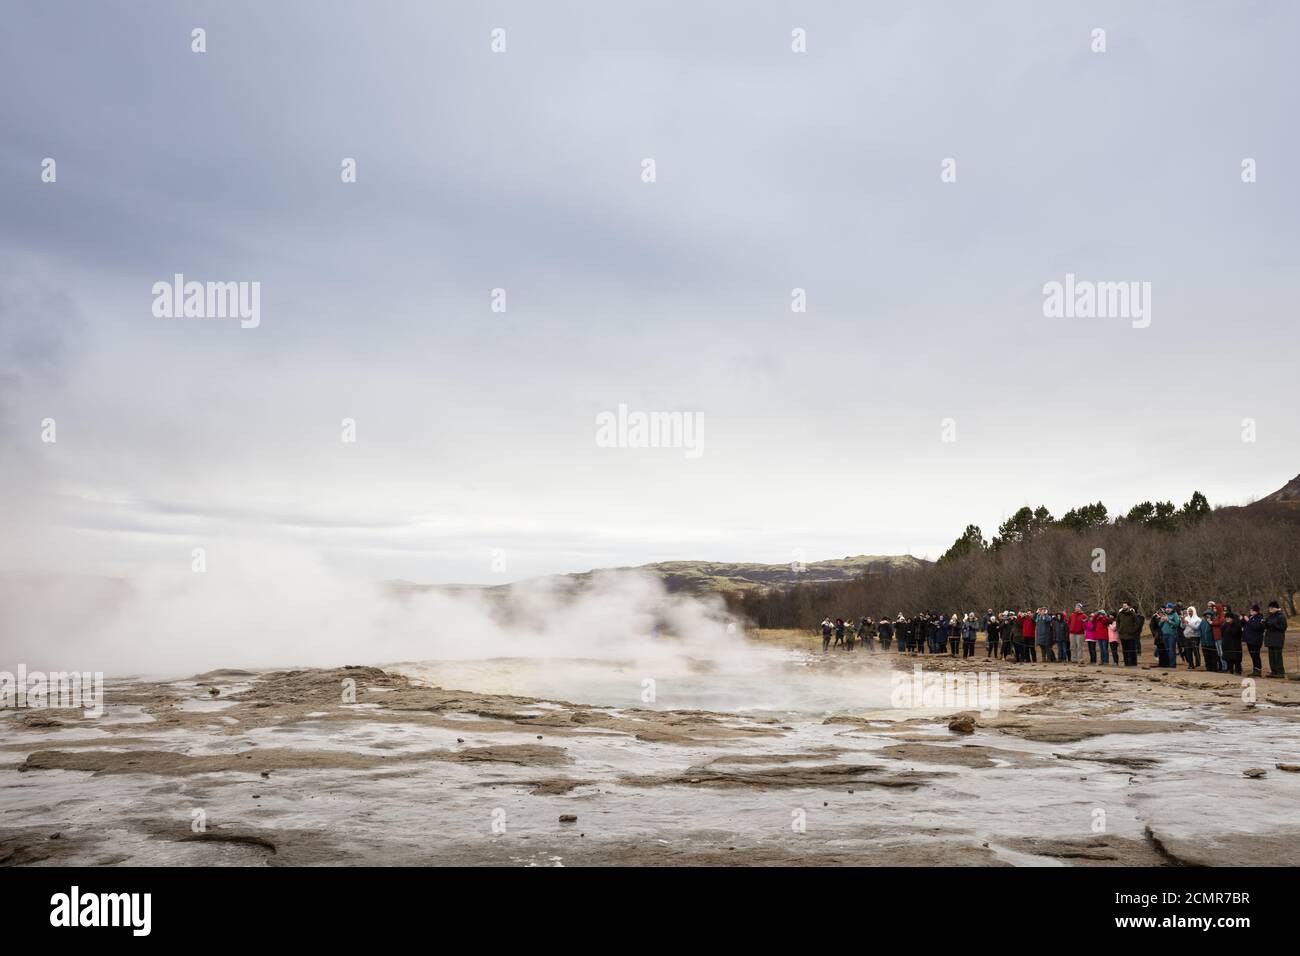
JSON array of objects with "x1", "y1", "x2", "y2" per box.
[
  {"x1": 1197, "y1": 617, "x2": 1215, "y2": 648},
  {"x1": 1221, "y1": 617, "x2": 1244, "y2": 655},
  {"x1": 1160, "y1": 612, "x2": 1182, "y2": 637}
]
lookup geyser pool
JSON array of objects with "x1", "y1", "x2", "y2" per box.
[{"x1": 396, "y1": 652, "x2": 903, "y2": 716}]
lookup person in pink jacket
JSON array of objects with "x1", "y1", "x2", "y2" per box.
[{"x1": 1106, "y1": 617, "x2": 1120, "y2": 665}]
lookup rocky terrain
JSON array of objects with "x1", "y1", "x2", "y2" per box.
[{"x1": 4, "y1": 640, "x2": 1298, "y2": 867}]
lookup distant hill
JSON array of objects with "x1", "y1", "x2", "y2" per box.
[
  {"x1": 1257, "y1": 473, "x2": 1300, "y2": 508},
  {"x1": 562, "y1": 555, "x2": 927, "y2": 594},
  {"x1": 387, "y1": 554, "x2": 927, "y2": 598},
  {"x1": 1221, "y1": 472, "x2": 1300, "y2": 519}
]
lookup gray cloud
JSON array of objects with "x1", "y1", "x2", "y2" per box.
[{"x1": 1, "y1": 1, "x2": 1297, "y2": 586}]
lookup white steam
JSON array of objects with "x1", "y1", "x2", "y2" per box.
[
  {"x1": 0, "y1": 543, "x2": 741, "y2": 678},
  {"x1": 0, "y1": 542, "x2": 906, "y2": 713}
]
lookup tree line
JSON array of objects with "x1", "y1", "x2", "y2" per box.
[{"x1": 728, "y1": 496, "x2": 1300, "y2": 628}]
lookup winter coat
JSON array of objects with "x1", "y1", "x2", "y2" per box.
[
  {"x1": 1160, "y1": 612, "x2": 1181, "y2": 637},
  {"x1": 1051, "y1": 617, "x2": 1068, "y2": 641},
  {"x1": 1221, "y1": 619, "x2": 1244, "y2": 656},
  {"x1": 1243, "y1": 614, "x2": 1266, "y2": 647},
  {"x1": 1020, "y1": 615, "x2": 1036, "y2": 639},
  {"x1": 1034, "y1": 613, "x2": 1052, "y2": 641},
  {"x1": 1067, "y1": 611, "x2": 1088, "y2": 634},
  {"x1": 1197, "y1": 618, "x2": 1215, "y2": 648},
  {"x1": 1115, "y1": 607, "x2": 1143, "y2": 639},
  {"x1": 1264, "y1": 611, "x2": 1288, "y2": 649}
]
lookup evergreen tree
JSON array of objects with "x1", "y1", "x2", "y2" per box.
[
  {"x1": 1179, "y1": 490, "x2": 1211, "y2": 523},
  {"x1": 939, "y1": 524, "x2": 986, "y2": 564},
  {"x1": 1151, "y1": 500, "x2": 1178, "y2": 530},
  {"x1": 1123, "y1": 501, "x2": 1156, "y2": 525},
  {"x1": 1061, "y1": 501, "x2": 1109, "y2": 530}
]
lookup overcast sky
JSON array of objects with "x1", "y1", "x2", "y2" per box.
[{"x1": 2, "y1": 0, "x2": 1297, "y2": 585}]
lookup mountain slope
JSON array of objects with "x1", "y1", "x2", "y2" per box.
[
  {"x1": 1258, "y1": 473, "x2": 1300, "y2": 507},
  {"x1": 388, "y1": 554, "x2": 927, "y2": 597},
  {"x1": 566, "y1": 555, "x2": 927, "y2": 594}
]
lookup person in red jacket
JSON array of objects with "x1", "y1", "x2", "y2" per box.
[
  {"x1": 1067, "y1": 603, "x2": 1088, "y2": 666},
  {"x1": 1020, "y1": 611, "x2": 1037, "y2": 663},
  {"x1": 1093, "y1": 610, "x2": 1112, "y2": 664}
]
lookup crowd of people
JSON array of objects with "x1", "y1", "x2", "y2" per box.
[{"x1": 818, "y1": 600, "x2": 1290, "y2": 677}]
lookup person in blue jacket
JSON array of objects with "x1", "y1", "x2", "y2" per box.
[
  {"x1": 1158, "y1": 604, "x2": 1181, "y2": 668},
  {"x1": 961, "y1": 613, "x2": 978, "y2": 658},
  {"x1": 937, "y1": 614, "x2": 953, "y2": 656},
  {"x1": 1242, "y1": 605, "x2": 1266, "y2": 676},
  {"x1": 1198, "y1": 610, "x2": 1219, "y2": 673},
  {"x1": 1034, "y1": 609, "x2": 1055, "y2": 663}
]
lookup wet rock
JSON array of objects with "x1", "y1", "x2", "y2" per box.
[
  {"x1": 882, "y1": 743, "x2": 1045, "y2": 769},
  {"x1": 1143, "y1": 826, "x2": 1300, "y2": 867},
  {"x1": 527, "y1": 778, "x2": 585, "y2": 796},
  {"x1": 17, "y1": 713, "x2": 64, "y2": 729},
  {"x1": 1277, "y1": 764, "x2": 1300, "y2": 773},
  {"x1": 948, "y1": 715, "x2": 976, "y2": 734},
  {"x1": 20, "y1": 741, "x2": 569, "y2": 777},
  {"x1": 1243, "y1": 768, "x2": 1267, "y2": 778},
  {"x1": 1057, "y1": 752, "x2": 1161, "y2": 770},
  {"x1": 984, "y1": 717, "x2": 1203, "y2": 744},
  {"x1": 559, "y1": 814, "x2": 578, "y2": 823}
]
